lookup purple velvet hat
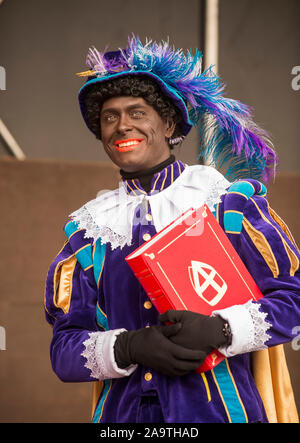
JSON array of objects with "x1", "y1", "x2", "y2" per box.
[{"x1": 77, "y1": 36, "x2": 278, "y2": 182}]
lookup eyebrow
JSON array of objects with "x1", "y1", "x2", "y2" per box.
[{"x1": 101, "y1": 103, "x2": 148, "y2": 115}]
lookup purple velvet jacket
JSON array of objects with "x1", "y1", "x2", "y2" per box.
[{"x1": 44, "y1": 161, "x2": 300, "y2": 423}]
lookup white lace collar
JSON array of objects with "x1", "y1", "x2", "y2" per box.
[{"x1": 70, "y1": 165, "x2": 230, "y2": 249}]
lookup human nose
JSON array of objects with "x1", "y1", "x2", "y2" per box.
[{"x1": 116, "y1": 112, "x2": 133, "y2": 134}]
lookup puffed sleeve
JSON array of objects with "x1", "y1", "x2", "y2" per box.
[
  {"x1": 213, "y1": 181, "x2": 300, "y2": 357},
  {"x1": 44, "y1": 220, "x2": 136, "y2": 382}
]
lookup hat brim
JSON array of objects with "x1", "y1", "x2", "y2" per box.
[{"x1": 78, "y1": 70, "x2": 193, "y2": 138}]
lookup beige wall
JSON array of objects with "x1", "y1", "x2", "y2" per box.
[{"x1": 0, "y1": 158, "x2": 120, "y2": 422}]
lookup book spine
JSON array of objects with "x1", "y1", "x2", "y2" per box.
[{"x1": 131, "y1": 265, "x2": 175, "y2": 313}]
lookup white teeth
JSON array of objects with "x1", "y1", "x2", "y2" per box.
[{"x1": 118, "y1": 140, "x2": 141, "y2": 148}]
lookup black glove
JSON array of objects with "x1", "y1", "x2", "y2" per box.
[
  {"x1": 114, "y1": 324, "x2": 207, "y2": 377},
  {"x1": 158, "y1": 310, "x2": 231, "y2": 355}
]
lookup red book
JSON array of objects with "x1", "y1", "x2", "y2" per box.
[{"x1": 125, "y1": 205, "x2": 263, "y2": 372}]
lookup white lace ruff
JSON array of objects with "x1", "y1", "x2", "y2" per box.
[{"x1": 70, "y1": 165, "x2": 230, "y2": 249}]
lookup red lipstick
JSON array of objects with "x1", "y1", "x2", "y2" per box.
[{"x1": 114, "y1": 138, "x2": 143, "y2": 152}]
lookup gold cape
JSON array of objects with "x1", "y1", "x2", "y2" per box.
[{"x1": 252, "y1": 344, "x2": 299, "y2": 423}]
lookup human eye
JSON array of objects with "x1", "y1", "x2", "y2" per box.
[
  {"x1": 102, "y1": 113, "x2": 117, "y2": 123},
  {"x1": 130, "y1": 109, "x2": 145, "y2": 119}
]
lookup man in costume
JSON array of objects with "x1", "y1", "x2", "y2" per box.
[{"x1": 45, "y1": 36, "x2": 300, "y2": 423}]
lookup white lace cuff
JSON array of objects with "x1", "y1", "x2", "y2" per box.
[
  {"x1": 81, "y1": 329, "x2": 137, "y2": 380},
  {"x1": 212, "y1": 301, "x2": 272, "y2": 357}
]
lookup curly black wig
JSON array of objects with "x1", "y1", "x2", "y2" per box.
[{"x1": 83, "y1": 75, "x2": 184, "y2": 146}]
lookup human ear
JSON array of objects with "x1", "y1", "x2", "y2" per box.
[{"x1": 164, "y1": 119, "x2": 176, "y2": 138}]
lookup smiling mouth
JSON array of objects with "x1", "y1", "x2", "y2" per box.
[{"x1": 114, "y1": 139, "x2": 143, "y2": 152}]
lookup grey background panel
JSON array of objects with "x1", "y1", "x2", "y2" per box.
[{"x1": 0, "y1": 0, "x2": 201, "y2": 165}]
